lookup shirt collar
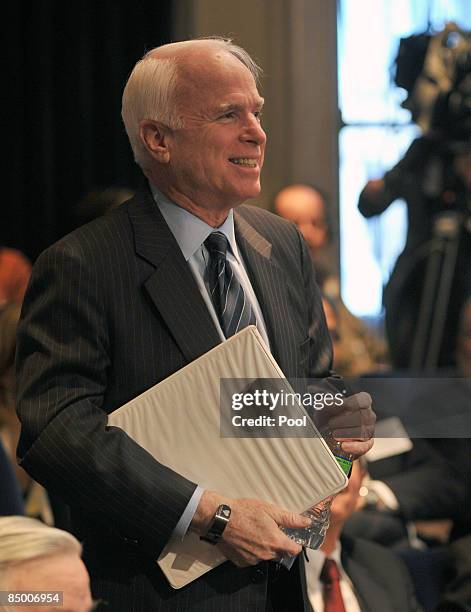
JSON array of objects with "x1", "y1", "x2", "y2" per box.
[
  {"x1": 150, "y1": 184, "x2": 241, "y2": 262},
  {"x1": 305, "y1": 541, "x2": 343, "y2": 581}
]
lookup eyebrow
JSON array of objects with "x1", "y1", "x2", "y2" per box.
[{"x1": 216, "y1": 99, "x2": 265, "y2": 114}]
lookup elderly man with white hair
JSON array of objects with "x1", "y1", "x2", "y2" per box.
[
  {"x1": 0, "y1": 517, "x2": 93, "y2": 612},
  {"x1": 16, "y1": 37, "x2": 374, "y2": 610}
]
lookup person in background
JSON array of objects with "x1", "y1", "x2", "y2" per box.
[
  {"x1": 358, "y1": 141, "x2": 471, "y2": 369},
  {"x1": 321, "y1": 296, "x2": 344, "y2": 373},
  {"x1": 321, "y1": 294, "x2": 467, "y2": 549},
  {"x1": 0, "y1": 516, "x2": 93, "y2": 612},
  {"x1": 303, "y1": 460, "x2": 422, "y2": 612},
  {"x1": 435, "y1": 534, "x2": 471, "y2": 612},
  {"x1": 0, "y1": 304, "x2": 28, "y2": 500},
  {"x1": 274, "y1": 184, "x2": 336, "y2": 285},
  {"x1": 73, "y1": 186, "x2": 134, "y2": 227},
  {"x1": 455, "y1": 295, "x2": 471, "y2": 377},
  {"x1": 0, "y1": 443, "x2": 24, "y2": 516},
  {"x1": 0, "y1": 305, "x2": 52, "y2": 524},
  {"x1": 0, "y1": 247, "x2": 31, "y2": 308},
  {"x1": 275, "y1": 184, "x2": 388, "y2": 376}
]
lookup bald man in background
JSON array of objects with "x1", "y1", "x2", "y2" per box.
[
  {"x1": 275, "y1": 184, "x2": 388, "y2": 376},
  {"x1": 274, "y1": 184, "x2": 337, "y2": 285}
]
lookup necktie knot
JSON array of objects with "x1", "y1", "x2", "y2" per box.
[{"x1": 204, "y1": 231, "x2": 228, "y2": 259}]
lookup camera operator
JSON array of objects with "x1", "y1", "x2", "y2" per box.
[{"x1": 358, "y1": 24, "x2": 471, "y2": 369}]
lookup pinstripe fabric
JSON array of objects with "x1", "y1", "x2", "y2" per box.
[
  {"x1": 234, "y1": 205, "x2": 333, "y2": 379},
  {"x1": 16, "y1": 183, "x2": 332, "y2": 611}
]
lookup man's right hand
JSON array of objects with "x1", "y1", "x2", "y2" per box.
[
  {"x1": 191, "y1": 490, "x2": 310, "y2": 567},
  {"x1": 363, "y1": 178, "x2": 385, "y2": 202}
]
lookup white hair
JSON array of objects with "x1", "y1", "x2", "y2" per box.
[
  {"x1": 0, "y1": 517, "x2": 81, "y2": 588},
  {"x1": 121, "y1": 36, "x2": 262, "y2": 171}
]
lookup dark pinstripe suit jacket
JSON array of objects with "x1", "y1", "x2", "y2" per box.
[{"x1": 16, "y1": 184, "x2": 332, "y2": 611}]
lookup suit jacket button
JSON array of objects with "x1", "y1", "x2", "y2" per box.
[{"x1": 251, "y1": 567, "x2": 266, "y2": 583}]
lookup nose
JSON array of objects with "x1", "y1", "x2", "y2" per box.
[{"x1": 241, "y1": 114, "x2": 266, "y2": 146}]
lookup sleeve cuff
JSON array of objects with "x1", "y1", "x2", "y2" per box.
[{"x1": 169, "y1": 485, "x2": 204, "y2": 542}]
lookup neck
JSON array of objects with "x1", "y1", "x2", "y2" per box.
[
  {"x1": 148, "y1": 177, "x2": 234, "y2": 228},
  {"x1": 320, "y1": 521, "x2": 342, "y2": 556},
  {"x1": 167, "y1": 195, "x2": 231, "y2": 227}
]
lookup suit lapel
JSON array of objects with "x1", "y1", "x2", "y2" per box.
[
  {"x1": 129, "y1": 190, "x2": 301, "y2": 373},
  {"x1": 128, "y1": 186, "x2": 221, "y2": 364},
  {"x1": 234, "y1": 209, "x2": 299, "y2": 377}
]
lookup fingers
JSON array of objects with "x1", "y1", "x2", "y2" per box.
[
  {"x1": 342, "y1": 391, "x2": 372, "y2": 410},
  {"x1": 327, "y1": 392, "x2": 376, "y2": 441},
  {"x1": 337, "y1": 437, "x2": 374, "y2": 457},
  {"x1": 265, "y1": 506, "x2": 307, "y2": 557},
  {"x1": 328, "y1": 414, "x2": 375, "y2": 435},
  {"x1": 221, "y1": 541, "x2": 301, "y2": 567},
  {"x1": 219, "y1": 527, "x2": 302, "y2": 566},
  {"x1": 342, "y1": 392, "x2": 375, "y2": 427},
  {"x1": 274, "y1": 507, "x2": 312, "y2": 530},
  {"x1": 277, "y1": 534, "x2": 303, "y2": 558},
  {"x1": 217, "y1": 499, "x2": 306, "y2": 567},
  {"x1": 329, "y1": 418, "x2": 375, "y2": 440},
  {"x1": 218, "y1": 542, "x2": 259, "y2": 567}
]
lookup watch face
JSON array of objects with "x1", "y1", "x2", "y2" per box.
[{"x1": 218, "y1": 505, "x2": 231, "y2": 520}]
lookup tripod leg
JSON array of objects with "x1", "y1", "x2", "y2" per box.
[
  {"x1": 425, "y1": 235, "x2": 460, "y2": 368},
  {"x1": 410, "y1": 240, "x2": 444, "y2": 370}
]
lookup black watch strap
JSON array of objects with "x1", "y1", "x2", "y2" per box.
[{"x1": 200, "y1": 504, "x2": 231, "y2": 545}]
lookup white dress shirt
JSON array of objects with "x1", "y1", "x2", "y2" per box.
[
  {"x1": 304, "y1": 543, "x2": 362, "y2": 612},
  {"x1": 152, "y1": 185, "x2": 270, "y2": 347}
]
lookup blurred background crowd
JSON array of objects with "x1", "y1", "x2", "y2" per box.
[{"x1": 2, "y1": 1, "x2": 470, "y2": 610}]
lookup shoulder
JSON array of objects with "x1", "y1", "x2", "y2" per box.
[
  {"x1": 343, "y1": 536, "x2": 421, "y2": 611},
  {"x1": 343, "y1": 535, "x2": 416, "y2": 594},
  {"x1": 235, "y1": 204, "x2": 306, "y2": 261},
  {"x1": 236, "y1": 203, "x2": 299, "y2": 236},
  {"x1": 345, "y1": 535, "x2": 401, "y2": 566},
  {"x1": 39, "y1": 203, "x2": 132, "y2": 264}
]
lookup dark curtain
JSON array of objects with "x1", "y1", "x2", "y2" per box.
[{"x1": 5, "y1": 0, "x2": 173, "y2": 261}]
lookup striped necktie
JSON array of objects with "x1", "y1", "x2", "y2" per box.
[{"x1": 204, "y1": 231, "x2": 256, "y2": 338}]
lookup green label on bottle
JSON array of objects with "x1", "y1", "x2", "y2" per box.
[{"x1": 335, "y1": 455, "x2": 353, "y2": 476}]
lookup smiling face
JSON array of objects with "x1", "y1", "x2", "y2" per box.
[{"x1": 143, "y1": 44, "x2": 266, "y2": 224}]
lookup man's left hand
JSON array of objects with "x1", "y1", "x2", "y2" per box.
[{"x1": 314, "y1": 391, "x2": 375, "y2": 458}]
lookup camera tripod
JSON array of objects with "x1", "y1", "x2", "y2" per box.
[{"x1": 409, "y1": 211, "x2": 465, "y2": 369}]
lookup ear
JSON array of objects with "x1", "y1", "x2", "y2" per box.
[{"x1": 139, "y1": 120, "x2": 171, "y2": 164}]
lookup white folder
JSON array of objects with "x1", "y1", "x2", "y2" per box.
[{"x1": 108, "y1": 326, "x2": 347, "y2": 588}]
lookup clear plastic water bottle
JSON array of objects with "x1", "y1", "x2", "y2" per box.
[{"x1": 283, "y1": 438, "x2": 353, "y2": 549}]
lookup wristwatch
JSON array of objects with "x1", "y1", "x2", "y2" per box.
[{"x1": 200, "y1": 504, "x2": 231, "y2": 545}]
